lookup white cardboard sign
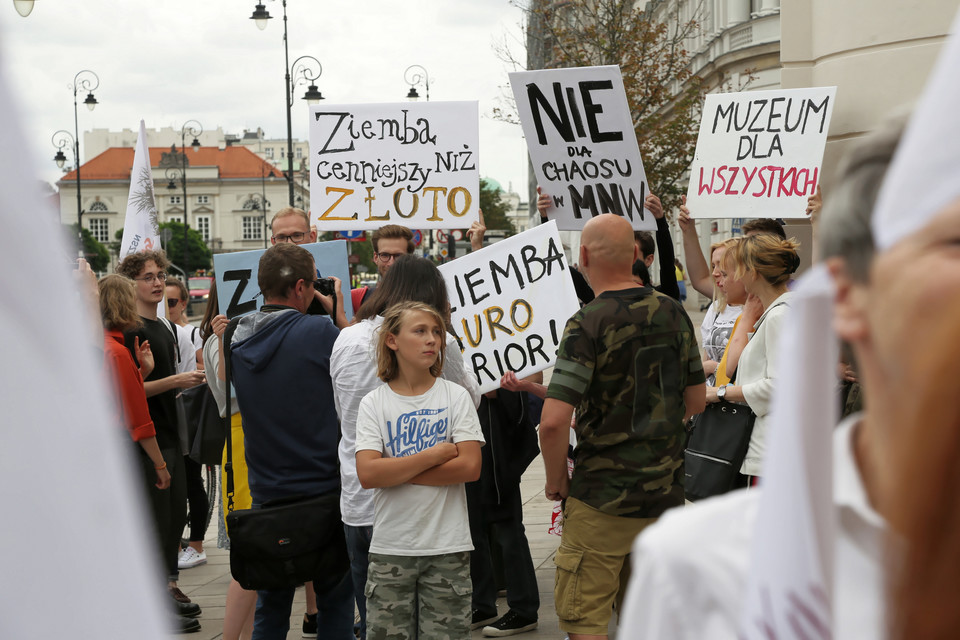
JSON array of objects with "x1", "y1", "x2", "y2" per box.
[
  {"x1": 510, "y1": 65, "x2": 652, "y2": 231},
  {"x1": 309, "y1": 101, "x2": 480, "y2": 231},
  {"x1": 438, "y1": 221, "x2": 580, "y2": 394},
  {"x1": 686, "y1": 87, "x2": 837, "y2": 219}
]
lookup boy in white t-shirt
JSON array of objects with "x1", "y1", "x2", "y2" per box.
[{"x1": 356, "y1": 301, "x2": 484, "y2": 639}]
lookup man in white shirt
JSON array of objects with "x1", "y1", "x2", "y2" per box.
[{"x1": 621, "y1": 118, "x2": 907, "y2": 639}]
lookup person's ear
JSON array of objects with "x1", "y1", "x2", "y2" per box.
[
  {"x1": 826, "y1": 257, "x2": 869, "y2": 343},
  {"x1": 644, "y1": 254, "x2": 655, "y2": 268},
  {"x1": 579, "y1": 245, "x2": 588, "y2": 269},
  {"x1": 385, "y1": 333, "x2": 399, "y2": 352}
]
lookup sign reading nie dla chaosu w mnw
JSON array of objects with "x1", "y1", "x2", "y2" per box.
[
  {"x1": 686, "y1": 86, "x2": 837, "y2": 219},
  {"x1": 309, "y1": 101, "x2": 480, "y2": 231},
  {"x1": 510, "y1": 65, "x2": 653, "y2": 231},
  {"x1": 437, "y1": 221, "x2": 580, "y2": 394}
]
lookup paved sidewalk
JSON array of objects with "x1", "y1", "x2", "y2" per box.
[{"x1": 172, "y1": 459, "x2": 566, "y2": 639}]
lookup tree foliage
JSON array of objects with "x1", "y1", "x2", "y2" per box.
[
  {"x1": 479, "y1": 179, "x2": 516, "y2": 235},
  {"x1": 158, "y1": 221, "x2": 212, "y2": 275},
  {"x1": 505, "y1": 0, "x2": 705, "y2": 212},
  {"x1": 66, "y1": 224, "x2": 110, "y2": 272}
]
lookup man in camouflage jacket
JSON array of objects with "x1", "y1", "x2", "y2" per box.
[{"x1": 539, "y1": 213, "x2": 706, "y2": 639}]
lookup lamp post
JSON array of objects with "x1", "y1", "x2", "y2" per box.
[
  {"x1": 176, "y1": 120, "x2": 202, "y2": 278},
  {"x1": 54, "y1": 70, "x2": 99, "y2": 257},
  {"x1": 404, "y1": 65, "x2": 450, "y2": 259},
  {"x1": 248, "y1": 192, "x2": 271, "y2": 249},
  {"x1": 404, "y1": 64, "x2": 430, "y2": 102},
  {"x1": 249, "y1": 1, "x2": 325, "y2": 207}
]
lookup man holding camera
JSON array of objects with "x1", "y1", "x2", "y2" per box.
[
  {"x1": 229, "y1": 243, "x2": 354, "y2": 639},
  {"x1": 269, "y1": 207, "x2": 348, "y2": 329}
]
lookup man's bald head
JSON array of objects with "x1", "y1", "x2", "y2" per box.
[{"x1": 581, "y1": 214, "x2": 637, "y2": 272}]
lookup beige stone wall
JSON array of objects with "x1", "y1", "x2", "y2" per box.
[{"x1": 781, "y1": 0, "x2": 957, "y2": 185}]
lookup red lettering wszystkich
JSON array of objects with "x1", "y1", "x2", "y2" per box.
[{"x1": 697, "y1": 166, "x2": 819, "y2": 198}]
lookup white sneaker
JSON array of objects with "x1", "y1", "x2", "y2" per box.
[{"x1": 178, "y1": 547, "x2": 207, "y2": 569}]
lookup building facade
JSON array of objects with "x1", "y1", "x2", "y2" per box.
[{"x1": 57, "y1": 145, "x2": 289, "y2": 259}]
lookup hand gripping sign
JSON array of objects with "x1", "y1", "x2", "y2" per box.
[
  {"x1": 685, "y1": 86, "x2": 837, "y2": 219},
  {"x1": 438, "y1": 221, "x2": 580, "y2": 393}
]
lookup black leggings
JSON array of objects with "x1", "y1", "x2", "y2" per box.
[
  {"x1": 184, "y1": 456, "x2": 209, "y2": 542},
  {"x1": 139, "y1": 446, "x2": 187, "y2": 580}
]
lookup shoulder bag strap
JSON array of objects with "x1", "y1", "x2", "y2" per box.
[{"x1": 222, "y1": 317, "x2": 241, "y2": 512}]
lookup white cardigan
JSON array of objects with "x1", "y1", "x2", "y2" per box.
[{"x1": 737, "y1": 291, "x2": 793, "y2": 476}]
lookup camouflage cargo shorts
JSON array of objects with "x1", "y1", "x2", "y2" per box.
[{"x1": 365, "y1": 551, "x2": 471, "y2": 640}]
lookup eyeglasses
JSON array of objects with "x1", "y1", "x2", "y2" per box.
[
  {"x1": 272, "y1": 232, "x2": 307, "y2": 244},
  {"x1": 167, "y1": 297, "x2": 180, "y2": 307},
  {"x1": 374, "y1": 251, "x2": 404, "y2": 262},
  {"x1": 134, "y1": 272, "x2": 167, "y2": 284}
]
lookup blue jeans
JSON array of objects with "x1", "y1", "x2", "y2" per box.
[
  {"x1": 252, "y1": 571, "x2": 354, "y2": 640},
  {"x1": 345, "y1": 524, "x2": 373, "y2": 639}
]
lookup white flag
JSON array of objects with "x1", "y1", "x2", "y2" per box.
[
  {"x1": 0, "y1": 58, "x2": 168, "y2": 639},
  {"x1": 119, "y1": 120, "x2": 161, "y2": 258},
  {"x1": 739, "y1": 266, "x2": 838, "y2": 640}
]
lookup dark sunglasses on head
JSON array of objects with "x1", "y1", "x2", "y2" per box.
[{"x1": 167, "y1": 298, "x2": 180, "y2": 307}]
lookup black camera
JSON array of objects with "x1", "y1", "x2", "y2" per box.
[{"x1": 314, "y1": 276, "x2": 336, "y2": 298}]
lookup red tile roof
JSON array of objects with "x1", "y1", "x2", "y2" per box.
[{"x1": 60, "y1": 146, "x2": 284, "y2": 182}]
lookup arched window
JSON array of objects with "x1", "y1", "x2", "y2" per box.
[
  {"x1": 89, "y1": 201, "x2": 108, "y2": 212},
  {"x1": 242, "y1": 198, "x2": 261, "y2": 210}
]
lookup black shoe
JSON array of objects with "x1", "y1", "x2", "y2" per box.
[
  {"x1": 302, "y1": 612, "x2": 318, "y2": 638},
  {"x1": 471, "y1": 608, "x2": 499, "y2": 630},
  {"x1": 177, "y1": 601, "x2": 202, "y2": 619},
  {"x1": 176, "y1": 615, "x2": 202, "y2": 634},
  {"x1": 482, "y1": 610, "x2": 538, "y2": 637}
]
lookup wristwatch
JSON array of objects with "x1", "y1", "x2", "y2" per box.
[{"x1": 717, "y1": 384, "x2": 728, "y2": 400}]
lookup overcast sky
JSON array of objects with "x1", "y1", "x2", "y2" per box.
[{"x1": 0, "y1": 0, "x2": 531, "y2": 197}]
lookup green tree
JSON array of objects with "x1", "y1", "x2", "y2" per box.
[
  {"x1": 159, "y1": 221, "x2": 212, "y2": 275},
  {"x1": 65, "y1": 224, "x2": 110, "y2": 272},
  {"x1": 479, "y1": 179, "x2": 516, "y2": 235},
  {"x1": 504, "y1": 0, "x2": 705, "y2": 212}
]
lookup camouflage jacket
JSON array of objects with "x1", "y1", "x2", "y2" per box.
[{"x1": 546, "y1": 287, "x2": 705, "y2": 518}]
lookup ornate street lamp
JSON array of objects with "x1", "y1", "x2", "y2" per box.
[
  {"x1": 404, "y1": 64, "x2": 430, "y2": 102},
  {"x1": 249, "y1": 1, "x2": 325, "y2": 206},
  {"x1": 174, "y1": 120, "x2": 203, "y2": 276},
  {"x1": 52, "y1": 70, "x2": 100, "y2": 257}
]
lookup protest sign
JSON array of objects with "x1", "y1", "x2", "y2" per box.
[
  {"x1": 309, "y1": 101, "x2": 479, "y2": 231},
  {"x1": 510, "y1": 65, "x2": 652, "y2": 231},
  {"x1": 438, "y1": 221, "x2": 579, "y2": 393},
  {"x1": 213, "y1": 240, "x2": 353, "y2": 320},
  {"x1": 686, "y1": 87, "x2": 837, "y2": 219}
]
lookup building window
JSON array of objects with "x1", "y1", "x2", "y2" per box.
[
  {"x1": 242, "y1": 216, "x2": 262, "y2": 240},
  {"x1": 265, "y1": 148, "x2": 274, "y2": 159},
  {"x1": 196, "y1": 215, "x2": 211, "y2": 241},
  {"x1": 280, "y1": 149, "x2": 286, "y2": 159},
  {"x1": 168, "y1": 215, "x2": 183, "y2": 224},
  {"x1": 89, "y1": 201, "x2": 108, "y2": 212},
  {"x1": 170, "y1": 195, "x2": 182, "y2": 205},
  {"x1": 196, "y1": 195, "x2": 210, "y2": 205},
  {"x1": 296, "y1": 147, "x2": 303, "y2": 159},
  {"x1": 89, "y1": 218, "x2": 109, "y2": 243}
]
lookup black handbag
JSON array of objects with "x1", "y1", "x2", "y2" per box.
[
  {"x1": 182, "y1": 382, "x2": 226, "y2": 466},
  {"x1": 221, "y1": 318, "x2": 349, "y2": 592},
  {"x1": 684, "y1": 400, "x2": 755, "y2": 501},
  {"x1": 226, "y1": 492, "x2": 349, "y2": 591}
]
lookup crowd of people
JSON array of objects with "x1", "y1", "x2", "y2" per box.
[{"x1": 83, "y1": 92, "x2": 960, "y2": 640}]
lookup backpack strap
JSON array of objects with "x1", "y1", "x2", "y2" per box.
[{"x1": 159, "y1": 316, "x2": 181, "y2": 365}]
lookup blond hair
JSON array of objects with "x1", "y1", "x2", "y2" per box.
[
  {"x1": 733, "y1": 234, "x2": 801, "y2": 286},
  {"x1": 709, "y1": 240, "x2": 730, "y2": 313},
  {"x1": 98, "y1": 274, "x2": 142, "y2": 332},
  {"x1": 376, "y1": 301, "x2": 446, "y2": 382}
]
